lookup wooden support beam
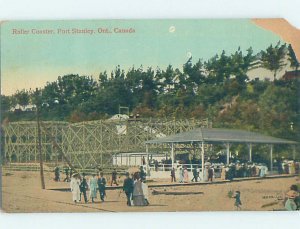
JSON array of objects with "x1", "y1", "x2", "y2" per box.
[
  {"x1": 171, "y1": 143, "x2": 174, "y2": 169},
  {"x1": 226, "y1": 143, "x2": 230, "y2": 165},
  {"x1": 201, "y1": 141, "x2": 204, "y2": 181},
  {"x1": 270, "y1": 144, "x2": 273, "y2": 174},
  {"x1": 249, "y1": 143, "x2": 252, "y2": 162},
  {"x1": 36, "y1": 103, "x2": 45, "y2": 190}
]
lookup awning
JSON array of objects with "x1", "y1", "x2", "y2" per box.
[{"x1": 145, "y1": 128, "x2": 298, "y2": 145}]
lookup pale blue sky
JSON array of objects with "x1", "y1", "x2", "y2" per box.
[{"x1": 1, "y1": 19, "x2": 282, "y2": 95}]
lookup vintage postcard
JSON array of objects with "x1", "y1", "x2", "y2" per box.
[{"x1": 0, "y1": 19, "x2": 299, "y2": 213}]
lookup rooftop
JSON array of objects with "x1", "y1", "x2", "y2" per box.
[{"x1": 145, "y1": 128, "x2": 298, "y2": 145}]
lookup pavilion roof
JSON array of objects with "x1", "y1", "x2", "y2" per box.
[{"x1": 145, "y1": 128, "x2": 298, "y2": 145}]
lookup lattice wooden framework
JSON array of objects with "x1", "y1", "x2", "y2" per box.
[
  {"x1": 3, "y1": 118, "x2": 211, "y2": 169},
  {"x1": 3, "y1": 121, "x2": 68, "y2": 163}
]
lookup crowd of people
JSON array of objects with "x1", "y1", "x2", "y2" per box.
[
  {"x1": 53, "y1": 160, "x2": 299, "y2": 210},
  {"x1": 68, "y1": 166, "x2": 149, "y2": 207},
  {"x1": 167, "y1": 160, "x2": 300, "y2": 184},
  {"x1": 70, "y1": 172, "x2": 107, "y2": 203},
  {"x1": 278, "y1": 160, "x2": 300, "y2": 175},
  {"x1": 219, "y1": 162, "x2": 269, "y2": 180}
]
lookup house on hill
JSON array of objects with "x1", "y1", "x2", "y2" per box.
[
  {"x1": 282, "y1": 70, "x2": 300, "y2": 80},
  {"x1": 10, "y1": 104, "x2": 36, "y2": 112}
]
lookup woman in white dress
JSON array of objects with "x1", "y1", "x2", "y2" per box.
[
  {"x1": 132, "y1": 173, "x2": 146, "y2": 206},
  {"x1": 178, "y1": 167, "x2": 184, "y2": 183},
  {"x1": 141, "y1": 180, "x2": 149, "y2": 205},
  {"x1": 70, "y1": 174, "x2": 81, "y2": 203}
]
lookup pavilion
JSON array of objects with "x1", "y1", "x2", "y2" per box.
[{"x1": 145, "y1": 128, "x2": 298, "y2": 179}]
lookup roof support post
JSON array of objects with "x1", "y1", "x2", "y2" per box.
[
  {"x1": 201, "y1": 141, "x2": 205, "y2": 181},
  {"x1": 226, "y1": 143, "x2": 230, "y2": 165},
  {"x1": 270, "y1": 144, "x2": 273, "y2": 174},
  {"x1": 171, "y1": 143, "x2": 174, "y2": 170},
  {"x1": 248, "y1": 143, "x2": 252, "y2": 162},
  {"x1": 292, "y1": 145, "x2": 296, "y2": 160},
  {"x1": 146, "y1": 144, "x2": 149, "y2": 177}
]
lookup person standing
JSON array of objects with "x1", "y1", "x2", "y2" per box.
[
  {"x1": 123, "y1": 172, "x2": 134, "y2": 206},
  {"x1": 155, "y1": 160, "x2": 159, "y2": 172},
  {"x1": 208, "y1": 166, "x2": 214, "y2": 182},
  {"x1": 221, "y1": 166, "x2": 226, "y2": 180},
  {"x1": 64, "y1": 167, "x2": 70, "y2": 182},
  {"x1": 139, "y1": 166, "x2": 146, "y2": 182},
  {"x1": 259, "y1": 165, "x2": 267, "y2": 177},
  {"x1": 89, "y1": 174, "x2": 97, "y2": 203},
  {"x1": 132, "y1": 173, "x2": 146, "y2": 206},
  {"x1": 228, "y1": 165, "x2": 235, "y2": 181},
  {"x1": 142, "y1": 180, "x2": 149, "y2": 206},
  {"x1": 233, "y1": 191, "x2": 242, "y2": 210},
  {"x1": 191, "y1": 166, "x2": 198, "y2": 182},
  {"x1": 98, "y1": 172, "x2": 106, "y2": 202},
  {"x1": 203, "y1": 165, "x2": 209, "y2": 182},
  {"x1": 111, "y1": 169, "x2": 119, "y2": 186},
  {"x1": 178, "y1": 167, "x2": 184, "y2": 183},
  {"x1": 54, "y1": 166, "x2": 60, "y2": 182},
  {"x1": 70, "y1": 174, "x2": 80, "y2": 203},
  {"x1": 290, "y1": 162, "x2": 296, "y2": 175},
  {"x1": 70, "y1": 168, "x2": 73, "y2": 179},
  {"x1": 171, "y1": 167, "x2": 176, "y2": 182},
  {"x1": 79, "y1": 173, "x2": 88, "y2": 203},
  {"x1": 183, "y1": 167, "x2": 189, "y2": 183}
]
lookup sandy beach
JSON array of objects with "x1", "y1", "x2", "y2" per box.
[{"x1": 1, "y1": 170, "x2": 299, "y2": 213}]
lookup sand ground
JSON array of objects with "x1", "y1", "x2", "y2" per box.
[{"x1": 1, "y1": 170, "x2": 299, "y2": 213}]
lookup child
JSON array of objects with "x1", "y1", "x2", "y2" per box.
[
  {"x1": 233, "y1": 191, "x2": 242, "y2": 210},
  {"x1": 285, "y1": 185, "x2": 299, "y2": 211}
]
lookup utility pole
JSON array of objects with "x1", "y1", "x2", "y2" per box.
[{"x1": 35, "y1": 88, "x2": 45, "y2": 189}]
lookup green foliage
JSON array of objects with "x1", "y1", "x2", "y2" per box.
[
  {"x1": 287, "y1": 44, "x2": 299, "y2": 73},
  {"x1": 0, "y1": 95, "x2": 11, "y2": 114},
  {"x1": 258, "y1": 84, "x2": 298, "y2": 139},
  {"x1": 2, "y1": 44, "x2": 299, "y2": 150},
  {"x1": 14, "y1": 89, "x2": 30, "y2": 109},
  {"x1": 260, "y1": 42, "x2": 287, "y2": 80}
]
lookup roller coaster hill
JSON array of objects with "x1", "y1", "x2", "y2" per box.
[{"x1": 2, "y1": 114, "x2": 211, "y2": 173}]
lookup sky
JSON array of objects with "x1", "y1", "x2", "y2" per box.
[{"x1": 0, "y1": 19, "x2": 284, "y2": 95}]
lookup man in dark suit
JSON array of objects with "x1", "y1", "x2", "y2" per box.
[
  {"x1": 54, "y1": 166, "x2": 60, "y2": 181},
  {"x1": 111, "y1": 169, "x2": 118, "y2": 186},
  {"x1": 79, "y1": 173, "x2": 88, "y2": 203},
  {"x1": 98, "y1": 172, "x2": 106, "y2": 201},
  {"x1": 63, "y1": 167, "x2": 70, "y2": 182},
  {"x1": 139, "y1": 166, "x2": 146, "y2": 182},
  {"x1": 191, "y1": 166, "x2": 198, "y2": 182},
  {"x1": 171, "y1": 167, "x2": 176, "y2": 182},
  {"x1": 123, "y1": 172, "x2": 134, "y2": 206}
]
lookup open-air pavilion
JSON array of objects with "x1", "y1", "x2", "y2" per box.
[{"x1": 145, "y1": 128, "x2": 298, "y2": 179}]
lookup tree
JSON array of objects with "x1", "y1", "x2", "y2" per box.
[
  {"x1": 287, "y1": 44, "x2": 299, "y2": 76},
  {"x1": 14, "y1": 89, "x2": 30, "y2": 109},
  {"x1": 0, "y1": 95, "x2": 12, "y2": 114},
  {"x1": 42, "y1": 81, "x2": 60, "y2": 107},
  {"x1": 0, "y1": 95, "x2": 12, "y2": 124},
  {"x1": 183, "y1": 57, "x2": 205, "y2": 90},
  {"x1": 258, "y1": 84, "x2": 297, "y2": 139},
  {"x1": 156, "y1": 65, "x2": 176, "y2": 94},
  {"x1": 260, "y1": 42, "x2": 287, "y2": 80},
  {"x1": 205, "y1": 51, "x2": 232, "y2": 84},
  {"x1": 230, "y1": 47, "x2": 257, "y2": 84},
  {"x1": 126, "y1": 66, "x2": 158, "y2": 109}
]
